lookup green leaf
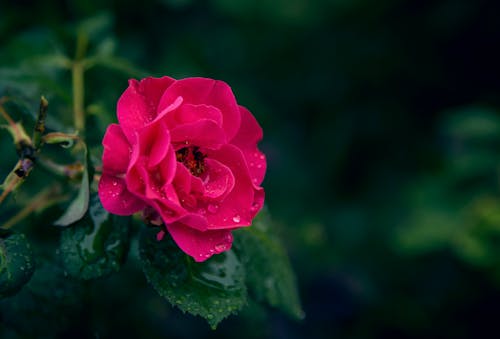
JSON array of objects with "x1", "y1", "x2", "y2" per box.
[
  {"x1": 0, "y1": 259, "x2": 84, "y2": 337},
  {"x1": 234, "y1": 210, "x2": 304, "y2": 320},
  {"x1": 139, "y1": 227, "x2": 247, "y2": 329},
  {"x1": 53, "y1": 143, "x2": 90, "y2": 226},
  {"x1": 60, "y1": 194, "x2": 131, "y2": 280},
  {"x1": 0, "y1": 233, "x2": 35, "y2": 298}
]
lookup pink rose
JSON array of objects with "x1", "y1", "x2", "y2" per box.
[{"x1": 98, "y1": 77, "x2": 266, "y2": 261}]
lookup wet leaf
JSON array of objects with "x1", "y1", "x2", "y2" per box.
[
  {"x1": 0, "y1": 259, "x2": 84, "y2": 337},
  {"x1": 53, "y1": 143, "x2": 90, "y2": 226},
  {"x1": 234, "y1": 210, "x2": 304, "y2": 320},
  {"x1": 60, "y1": 194, "x2": 131, "y2": 280},
  {"x1": 0, "y1": 233, "x2": 35, "y2": 298},
  {"x1": 139, "y1": 227, "x2": 247, "y2": 329}
]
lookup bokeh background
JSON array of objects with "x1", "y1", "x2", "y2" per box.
[{"x1": 2, "y1": 0, "x2": 500, "y2": 338}]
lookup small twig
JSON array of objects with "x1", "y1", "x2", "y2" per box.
[
  {"x1": 0, "y1": 174, "x2": 21, "y2": 205},
  {"x1": 32, "y1": 96, "x2": 49, "y2": 150},
  {"x1": 37, "y1": 156, "x2": 84, "y2": 180},
  {"x1": 1, "y1": 186, "x2": 67, "y2": 230}
]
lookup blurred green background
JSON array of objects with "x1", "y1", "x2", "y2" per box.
[{"x1": 2, "y1": 0, "x2": 500, "y2": 338}]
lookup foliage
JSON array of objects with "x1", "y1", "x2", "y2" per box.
[
  {"x1": 2, "y1": 0, "x2": 500, "y2": 338},
  {"x1": 0, "y1": 9, "x2": 302, "y2": 337}
]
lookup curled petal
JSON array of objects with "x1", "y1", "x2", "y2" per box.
[
  {"x1": 98, "y1": 174, "x2": 145, "y2": 215},
  {"x1": 230, "y1": 106, "x2": 263, "y2": 145},
  {"x1": 157, "y1": 78, "x2": 241, "y2": 140},
  {"x1": 167, "y1": 103, "x2": 223, "y2": 128},
  {"x1": 202, "y1": 158, "x2": 235, "y2": 200},
  {"x1": 102, "y1": 124, "x2": 130, "y2": 175},
  {"x1": 117, "y1": 76, "x2": 175, "y2": 143},
  {"x1": 170, "y1": 119, "x2": 226, "y2": 149},
  {"x1": 231, "y1": 106, "x2": 266, "y2": 186},
  {"x1": 205, "y1": 145, "x2": 255, "y2": 229},
  {"x1": 166, "y1": 222, "x2": 233, "y2": 262}
]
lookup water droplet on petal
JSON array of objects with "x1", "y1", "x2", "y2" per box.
[
  {"x1": 250, "y1": 203, "x2": 259, "y2": 212},
  {"x1": 256, "y1": 164, "x2": 262, "y2": 169},
  {"x1": 224, "y1": 233, "x2": 233, "y2": 242},
  {"x1": 112, "y1": 180, "x2": 118, "y2": 186},
  {"x1": 259, "y1": 154, "x2": 265, "y2": 160},
  {"x1": 207, "y1": 204, "x2": 219, "y2": 214},
  {"x1": 215, "y1": 243, "x2": 228, "y2": 252},
  {"x1": 249, "y1": 162, "x2": 255, "y2": 167},
  {"x1": 232, "y1": 214, "x2": 241, "y2": 223}
]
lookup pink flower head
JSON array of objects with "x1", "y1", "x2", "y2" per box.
[{"x1": 98, "y1": 77, "x2": 266, "y2": 261}]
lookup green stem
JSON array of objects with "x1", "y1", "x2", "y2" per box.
[
  {"x1": 72, "y1": 32, "x2": 88, "y2": 133},
  {"x1": 72, "y1": 62, "x2": 85, "y2": 133}
]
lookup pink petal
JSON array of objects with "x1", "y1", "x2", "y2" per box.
[
  {"x1": 230, "y1": 106, "x2": 266, "y2": 186},
  {"x1": 166, "y1": 103, "x2": 223, "y2": 128},
  {"x1": 166, "y1": 222, "x2": 234, "y2": 262},
  {"x1": 202, "y1": 158, "x2": 235, "y2": 200},
  {"x1": 205, "y1": 144, "x2": 255, "y2": 229},
  {"x1": 98, "y1": 174, "x2": 146, "y2": 215},
  {"x1": 117, "y1": 76, "x2": 175, "y2": 143},
  {"x1": 244, "y1": 149, "x2": 266, "y2": 187},
  {"x1": 170, "y1": 119, "x2": 226, "y2": 149},
  {"x1": 172, "y1": 164, "x2": 205, "y2": 209},
  {"x1": 176, "y1": 213, "x2": 208, "y2": 231},
  {"x1": 102, "y1": 124, "x2": 131, "y2": 175},
  {"x1": 144, "y1": 121, "x2": 172, "y2": 168},
  {"x1": 148, "y1": 194, "x2": 187, "y2": 225},
  {"x1": 157, "y1": 145, "x2": 177, "y2": 185},
  {"x1": 250, "y1": 187, "x2": 265, "y2": 218},
  {"x1": 157, "y1": 78, "x2": 241, "y2": 140},
  {"x1": 230, "y1": 106, "x2": 263, "y2": 145}
]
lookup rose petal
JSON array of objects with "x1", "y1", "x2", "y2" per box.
[
  {"x1": 145, "y1": 121, "x2": 172, "y2": 168},
  {"x1": 202, "y1": 158, "x2": 235, "y2": 200},
  {"x1": 230, "y1": 106, "x2": 266, "y2": 186},
  {"x1": 166, "y1": 222, "x2": 233, "y2": 262},
  {"x1": 157, "y1": 77, "x2": 241, "y2": 140},
  {"x1": 205, "y1": 144, "x2": 255, "y2": 229},
  {"x1": 170, "y1": 119, "x2": 226, "y2": 149},
  {"x1": 167, "y1": 103, "x2": 223, "y2": 128},
  {"x1": 250, "y1": 187, "x2": 265, "y2": 218},
  {"x1": 98, "y1": 174, "x2": 145, "y2": 215},
  {"x1": 117, "y1": 76, "x2": 175, "y2": 143},
  {"x1": 102, "y1": 124, "x2": 130, "y2": 175},
  {"x1": 230, "y1": 106, "x2": 263, "y2": 145},
  {"x1": 157, "y1": 145, "x2": 177, "y2": 185},
  {"x1": 172, "y1": 163, "x2": 205, "y2": 208}
]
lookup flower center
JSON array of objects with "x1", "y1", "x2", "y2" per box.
[{"x1": 176, "y1": 146, "x2": 206, "y2": 176}]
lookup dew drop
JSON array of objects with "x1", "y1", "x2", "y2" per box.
[
  {"x1": 224, "y1": 233, "x2": 233, "y2": 242},
  {"x1": 256, "y1": 163, "x2": 262, "y2": 169},
  {"x1": 259, "y1": 154, "x2": 265, "y2": 160},
  {"x1": 112, "y1": 180, "x2": 118, "y2": 186},
  {"x1": 249, "y1": 162, "x2": 255, "y2": 167},
  {"x1": 207, "y1": 204, "x2": 219, "y2": 214},
  {"x1": 215, "y1": 243, "x2": 228, "y2": 252},
  {"x1": 232, "y1": 214, "x2": 241, "y2": 223}
]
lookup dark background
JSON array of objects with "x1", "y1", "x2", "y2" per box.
[{"x1": 2, "y1": 0, "x2": 500, "y2": 338}]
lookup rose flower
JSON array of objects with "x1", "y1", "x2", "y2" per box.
[{"x1": 98, "y1": 77, "x2": 266, "y2": 261}]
